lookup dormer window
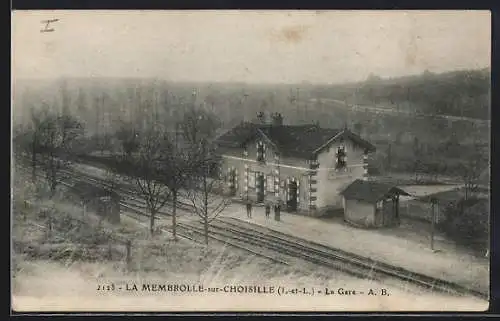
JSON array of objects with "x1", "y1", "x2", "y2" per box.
[
  {"x1": 257, "y1": 141, "x2": 265, "y2": 162},
  {"x1": 335, "y1": 145, "x2": 347, "y2": 170}
]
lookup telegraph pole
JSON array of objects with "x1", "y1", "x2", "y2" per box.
[{"x1": 430, "y1": 197, "x2": 437, "y2": 251}]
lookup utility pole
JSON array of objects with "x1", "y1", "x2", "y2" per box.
[{"x1": 430, "y1": 198, "x2": 437, "y2": 251}]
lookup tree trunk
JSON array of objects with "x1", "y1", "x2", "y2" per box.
[
  {"x1": 50, "y1": 172, "x2": 57, "y2": 198},
  {"x1": 48, "y1": 154, "x2": 57, "y2": 198},
  {"x1": 31, "y1": 139, "x2": 37, "y2": 182},
  {"x1": 172, "y1": 188, "x2": 177, "y2": 240},
  {"x1": 203, "y1": 167, "x2": 209, "y2": 245},
  {"x1": 149, "y1": 207, "x2": 156, "y2": 237},
  {"x1": 204, "y1": 217, "x2": 209, "y2": 245}
]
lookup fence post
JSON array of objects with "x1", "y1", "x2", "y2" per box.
[
  {"x1": 430, "y1": 198, "x2": 436, "y2": 251},
  {"x1": 126, "y1": 239, "x2": 132, "y2": 269},
  {"x1": 23, "y1": 200, "x2": 27, "y2": 221},
  {"x1": 47, "y1": 212, "x2": 52, "y2": 239}
]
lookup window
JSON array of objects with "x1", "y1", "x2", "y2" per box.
[
  {"x1": 257, "y1": 141, "x2": 265, "y2": 162},
  {"x1": 267, "y1": 175, "x2": 275, "y2": 192},
  {"x1": 335, "y1": 145, "x2": 347, "y2": 170},
  {"x1": 248, "y1": 172, "x2": 255, "y2": 188}
]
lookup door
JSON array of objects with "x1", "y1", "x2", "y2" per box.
[
  {"x1": 256, "y1": 173, "x2": 265, "y2": 203},
  {"x1": 287, "y1": 180, "x2": 298, "y2": 211},
  {"x1": 393, "y1": 196, "x2": 400, "y2": 226},
  {"x1": 229, "y1": 169, "x2": 237, "y2": 196},
  {"x1": 382, "y1": 198, "x2": 394, "y2": 226}
]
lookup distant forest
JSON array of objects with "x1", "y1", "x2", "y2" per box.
[
  {"x1": 310, "y1": 68, "x2": 490, "y2": 120},
  {"x1": 13, "y1": 68, "x2": 490, "y2": 180},
  {"x1": 13, "y1": 67, "x2": 491, "y2": 127}
]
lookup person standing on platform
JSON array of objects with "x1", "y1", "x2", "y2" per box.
[
  {"x1": 265, "y1": 203, "x2": 271, "y2": 219},
  {"x1": 246, "y1": 199, "x2": 252, "y2": 218},
  {"x1": 274, "y1": 200, "x2": 281, "y2": 221}
]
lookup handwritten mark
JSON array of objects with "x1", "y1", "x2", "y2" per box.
[
  {"x1": 268, "y1": 25, "x2": 310, "y2": 45},
  {"x1": 40, "y1": 19, "x2": 59, "y2": 33}
]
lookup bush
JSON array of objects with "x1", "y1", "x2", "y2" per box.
[{"x1": 438, "y1": 197, "x2": 489, "y2": 253}]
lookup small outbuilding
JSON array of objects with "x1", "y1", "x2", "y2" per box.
[
  {"x1": 340, "y1": 179, "x2": 411, "y2": 228},
  {"x1": 71, "y1": 181, "x2": 121, "y2": 224}
]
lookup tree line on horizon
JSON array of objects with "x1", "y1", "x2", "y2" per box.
[{"x1": 13, "y1": 67, "x2": 490, "y2": 189}]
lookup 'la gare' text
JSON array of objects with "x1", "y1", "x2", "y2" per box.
[{"x1": 324, "y1": 288, "x2": 389, "y2": 296}]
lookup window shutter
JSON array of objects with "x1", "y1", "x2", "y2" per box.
[
  {"x1": 274, "y1": 169, "x2": 279, "y2": 197},
  {"x1": 286, "y1": 178, "x2": 290, "y2": 200},
  {"x1": 296, "y1": 179, "x2": 300, "y2": 204},
  {"x1": 244, "y1": 166, "x2": 249, "y2": 192},
  {"x1": 267, "y1": 175, "x2": 275, "y2": 192},
  {"x1": 263, "y1": 174, "x2": 267, "y2": 195}
]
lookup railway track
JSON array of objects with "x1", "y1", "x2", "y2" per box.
[
  {"x1": 99, "y1": 195, "x2": 288, "y2": 265},
  {"x1": 13, "y1": 158, "x2": 489, "y2": 300},
  {"x1": 208, "y1": 218, "x2": 488, "y2": 299},
  {"x1": 13, "y1": 157, "x2": 193, "y2": 214},
  {"x1": 14, "y1": 162, "x2": 286, "y2": 265}
]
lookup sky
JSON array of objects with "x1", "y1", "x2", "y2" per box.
[{"x1": 12, "y1": 10, "x2": 491, "y2": 84}]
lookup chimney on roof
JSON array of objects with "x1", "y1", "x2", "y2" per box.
[
  {"x1": 256, "y1": 111, "x2": 266, "y2": 124},
  {"x1": 271, "y1": 112, "x2": 283, "y2": 126}
]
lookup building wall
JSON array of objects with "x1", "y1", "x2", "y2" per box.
[
  {"x1": 374, "y1": 198, "x2": 399, "y2": 227},
  {"x1": 344, "y1": 198, "x2": 376, "y2": 227},
  {"x1": 219, "y1": 131, "x2": 371, "y2": 215},
  {"x1": 220, "y1": 136, "x2": 311, "y2": 212},
  {"x1": 314, "y1": 138, "x2": 367, "y2": 211}
]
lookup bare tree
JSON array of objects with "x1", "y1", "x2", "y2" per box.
[
  {"x1": 16, "y1": 105, "x2": 52, "y2": 182},
  {"x1": 115, "y1": 120, "x2": 140, "y2": 157},
  {"x1": 36, "y1": 113, "x2": 84, "y2": 197},
  {"x1": 160, "y1": 124, "x2": 192, "y2": 241},
  {"x1": 121, "y1": 126, "x2": 171, "y2": 236},
  {"x1": 186, "y1": 139, "x2": 230, "y2": 245},
  {"x1": 412, "y1": 137, "x2": 422, "y2": 183},
  {"x1": 458, "y1": 139, "x2": 489, "y2": 200},
  {"x1": 180, "y1": 107, "x2": 220, "y2": 149}
]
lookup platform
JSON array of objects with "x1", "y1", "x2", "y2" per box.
[{"x1": 220, "y1": 203, "x2": 489, "y2": 295}]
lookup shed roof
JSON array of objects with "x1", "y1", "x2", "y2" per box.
[
  {"x1": 215, "y1": 122, "x2": 376, "y2": 159},
  {"x1": 340, "y1": 179, "x2": 411, "y2": 203}
]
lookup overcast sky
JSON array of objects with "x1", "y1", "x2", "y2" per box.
[{"x1": 12, "y1": 10, "x2": 491, "y2": 84}]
